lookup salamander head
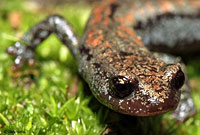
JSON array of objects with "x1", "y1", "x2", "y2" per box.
[{"x1": 97, "y1": 63, "x2": 184, "y2": 116}]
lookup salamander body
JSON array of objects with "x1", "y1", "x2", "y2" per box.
[{"x1": 7, "y1": 0, "x2": 198, "y2": 122}]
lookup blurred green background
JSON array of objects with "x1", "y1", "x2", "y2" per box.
[{"x1": 0, "y1": 0, "x2": 200, "y2": 134}]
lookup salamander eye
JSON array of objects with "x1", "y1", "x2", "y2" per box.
[
  {"x1": 110, "y1": 76, "x2": 138, "y2": 98},
  {"x1": 171, "y1": 69, "x2": 185, "y2": 90}
]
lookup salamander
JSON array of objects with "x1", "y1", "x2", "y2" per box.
[{"x1": 6, "y1": 0, "x2": 198, "y2": 122}]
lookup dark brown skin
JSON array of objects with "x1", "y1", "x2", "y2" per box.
[{"x1": 7, "y1": 0, "x2": 198, "y2": 122}]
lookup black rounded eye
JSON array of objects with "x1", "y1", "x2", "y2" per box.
[
  {"x1": 171, "y1": 69, "x2": 185, "y2": 90},
  {"x1": 110, "y1": 76, "x2": 138, "y2": 98}
]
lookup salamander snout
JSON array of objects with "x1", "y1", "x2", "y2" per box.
[{"x1": 104, "y1": 64, "x2": 184, "y2": 116}]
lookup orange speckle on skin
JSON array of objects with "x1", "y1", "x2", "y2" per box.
[
  {"x1": 130, "y1": 42, "x2": 135, "y2": 46},
  {"x1": 113, "y1": 49, "x2": 117, "y2": 53},
  {"x1": 90, "y1": 5, "x2": 103, "y2": 25},
  {"x1": 103, "y1": 41, "x2": 112, "y2": 48},
  {"x1": 145, "y1": 1, "x2": 155, "y2": 15},
  {"x1": 88, "y1": 31, "x2": 95, "y2": 38},
  {"x1": 159, "y1": 1, "x2": 174, "y2": 13},
  {"x1": 115, "y1": 64, "x2": 121, "y2": 69},
  {"x1": 107, "y1": 49, "x2": 112, "y2": 53},
  {"x1": 109, "y1": 58, "x2": 113, "y2": 62},
  {"x1": 87, "y1": 34, "x2": 104, "y2": 47},
  {"x1": 117, "y1": 31, "x2": 127, "y2": 38},
  {"x1": 102, "y1": 6, "x2": 111, "y2": 26},
  {"x1": 90, "y1": 0, "x2": 116, "y2": 25},
  {"x1": 102, "y1": 18, "x2": 110, "y2": 26},
  {"x1": 176, "y1": 0, "x2": 185, "y2": 6},
  {"x1": 87, "y1": 28, "x2": 104, "y2": 47},
  {"x1": 104, "y1": 53, "x2": 111, "y2": 57},
  {"x1": 190, "y1": 0, "x2": 200, "y2": 8},
  {"x1": 98, "y1": 45, "x2": 103, "y2": 49},
  {"x1": 128, "y1": 55, "x2": 137, "y2": 60},
  {"x1": 137, "y1": 8, "x2": 145, "y2": 16},
  {"x1": 97, "y1": 29, "x2": 103, "y2": 34},
  {"x1": 116, "y1": 11, "x2": 134, "y2": 24},
  {"x1": 118, "y1": 26, "x2": 144, "y2": 46},
  {"x1": 111, "y1": 41, "x2": 116, "y2": 45},
  {"x1": 145, "y1": 76, "x2": 153, "y2": 83}
]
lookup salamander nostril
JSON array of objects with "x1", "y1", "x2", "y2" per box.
[
  {"x1": 110, "y1": 76, "x2": 138, "y2": 98},
  {"x1": 171, "y1": 69, "x2": 185, "y2": 90}
]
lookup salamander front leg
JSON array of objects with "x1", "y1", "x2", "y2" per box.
[
  {"x1": 6, "y1": 15, "x2": 79, "y2": 70},
  {"x1": 171, "y1": 70, "x2": 196, "y2": 122},
  {"x1": 6, "y1": 42, "x2": 35, "y2": 70}
]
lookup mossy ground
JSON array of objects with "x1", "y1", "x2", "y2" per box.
[{"x1": 0, "y1": 0, "x2": 200, "y2": 135}]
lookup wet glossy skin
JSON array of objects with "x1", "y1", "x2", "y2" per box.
[{"x1": 7, "y1": 0, "x2": 198, "y2": 122}]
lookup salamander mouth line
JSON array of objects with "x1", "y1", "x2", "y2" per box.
[{"x1": 129, "y1": 107, "x2": 178, "y2": 117}]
